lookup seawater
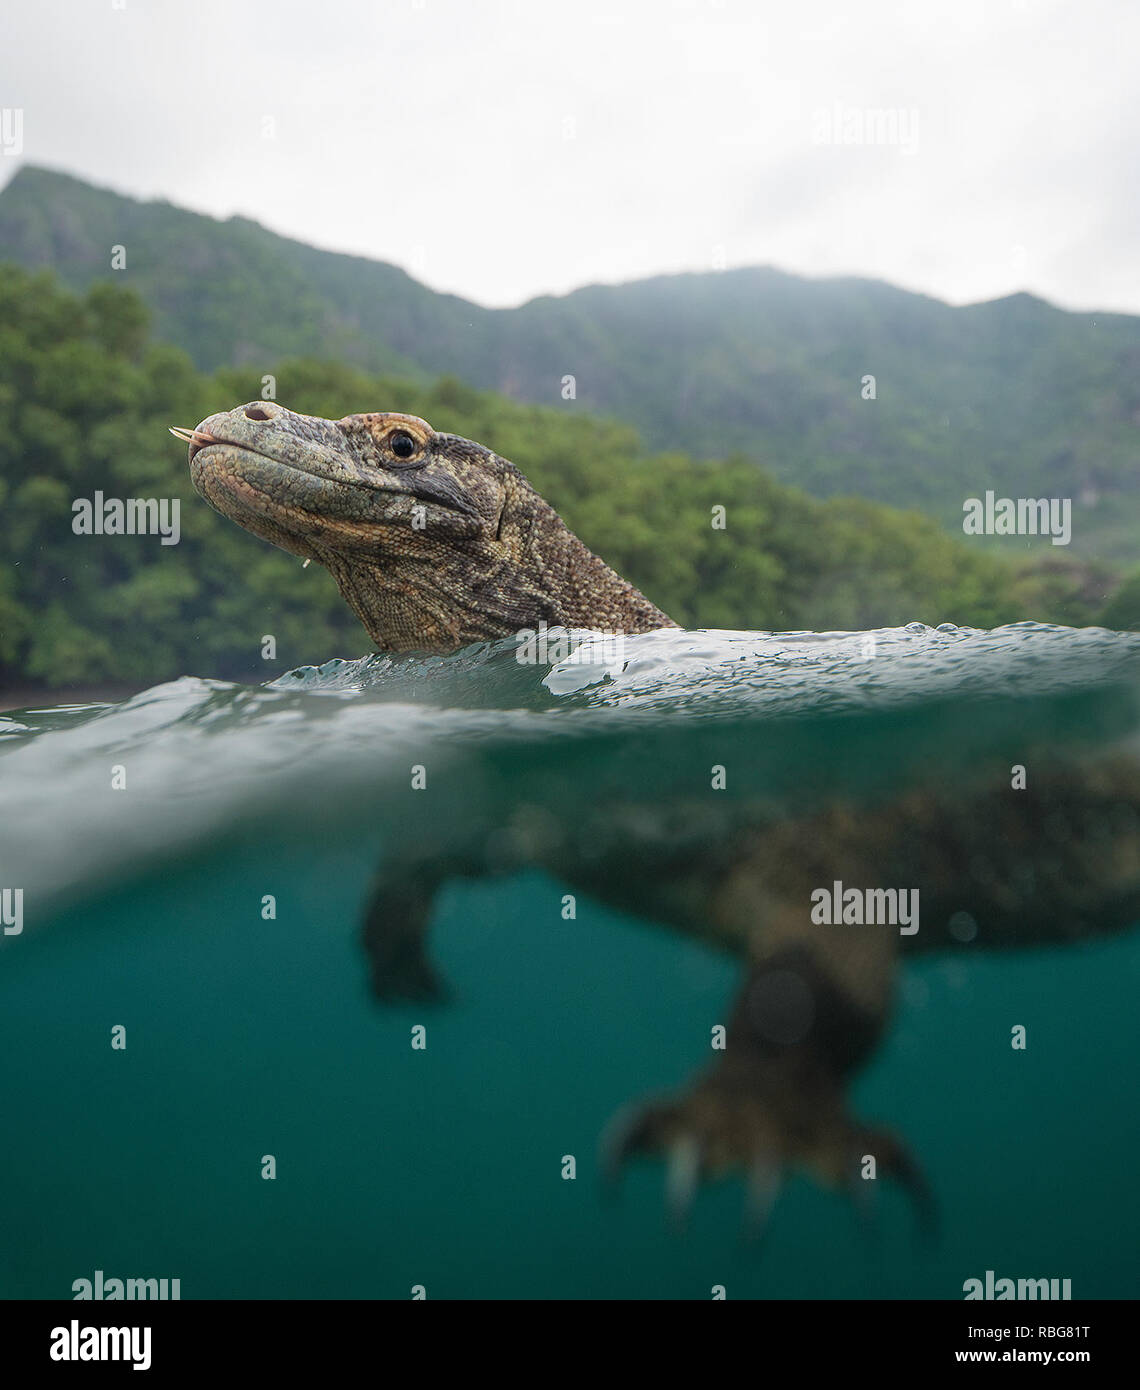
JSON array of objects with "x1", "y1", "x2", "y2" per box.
[{"x1": 1, "y1": 623, "x2": 1138, "y2": 1299}]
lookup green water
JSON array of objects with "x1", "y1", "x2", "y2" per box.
[{"x1": 2, "y1": 623, "x2": 1138, "y2": 1298}]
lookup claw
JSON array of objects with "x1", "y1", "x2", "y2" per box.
[
  {"x1": 599, "y1": 1092, "x2": 935, "y2": 1248},
  {"x1": 599, "y1": 1097, "x2": 666, "y2": 1190},
  {"x1": 846, "y1": 1162, "x2": 880, "y2": 1243},
  {"x1": 895, "y1": 1159, "x2": 938, "y2": 1246},
  {"x1": 744, "y1": 1160, "x2": 782, "y2": 1245},
  {"x1": 665, "y1": 1135, "x2": 702, "y2": 1229},
  {"x1": 863, "y1": 1128, "x2": 937, "y2": 1244}
]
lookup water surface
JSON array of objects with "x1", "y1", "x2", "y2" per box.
[{"x1": 2, "y1": 623, "x2": 1138, "y2": 1298}]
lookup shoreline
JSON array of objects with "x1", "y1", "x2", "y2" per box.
[
  {"x1": 0, "y1": 683, "x2": 146, "y2": 714},
  {"x1": 1, "y1": 669, "x2": 274, "y2": 714}
]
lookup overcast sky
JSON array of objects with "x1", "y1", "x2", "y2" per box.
[{"x1": 1, "y1": 0, "x2": 1136, "y2": 313}]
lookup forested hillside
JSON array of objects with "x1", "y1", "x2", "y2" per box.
[
  {"x1": 3, "y1": 166, "x2": 1139, "y2": 559},
  {"x1": 1, "y1": 267, "x2": 1118, "y2": 693}
]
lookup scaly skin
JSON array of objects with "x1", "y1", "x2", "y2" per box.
[
  {"x1": 181, "y1": 404, "x2": 1140, "y2": 1240},
  {"x1": 358, "y1": 752, "x2": 1140, "y2": 1234},
  {"x1": 184, "y1": 401, "x2": 675, "y2": 652}
]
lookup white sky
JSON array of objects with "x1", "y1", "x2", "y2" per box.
[{"x1": 1, "y1": 0, "x2": 1137, "y2": 313}]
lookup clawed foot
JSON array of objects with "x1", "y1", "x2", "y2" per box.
[{"x1": 601, "y1": 1076, "x2": 936, "y2": 1244}]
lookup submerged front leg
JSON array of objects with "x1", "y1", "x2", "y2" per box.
[
  {"x1": 360, "y1": 816, "x2": 536, "y2": 1002},
  {"x1": 360, "y1": 860, "x2": 457, "y2": 1003}
]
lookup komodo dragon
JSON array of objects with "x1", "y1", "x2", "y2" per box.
[{"x1": 177, "y1": 402, "x2": 1140, "y2": 1234}]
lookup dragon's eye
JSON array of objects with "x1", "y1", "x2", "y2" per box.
[{"x1": 389, "y1": 430, "x2": 417, "y2": 460}]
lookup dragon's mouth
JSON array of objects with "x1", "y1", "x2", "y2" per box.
[
  {"x1": 172, "y1": 423, "x2": 356, "y2": 492},
  {"x1": 170, "y1": 425, "x2": 313, "y2": 475},
  {"x1": 172, "y1": 422, "x2": 481, "y2": 525}
]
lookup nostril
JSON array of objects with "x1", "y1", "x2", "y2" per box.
[{"x1": 244, "y1": 404, "x2": 273, "y2": 421}]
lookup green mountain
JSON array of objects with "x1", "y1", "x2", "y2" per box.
[
  {"x1": 0, "y1": 266, "x2": 1120, "y2": 693},
  {"x1": 2, "y1": 164, "x2": 1139, "y2": 560}
]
